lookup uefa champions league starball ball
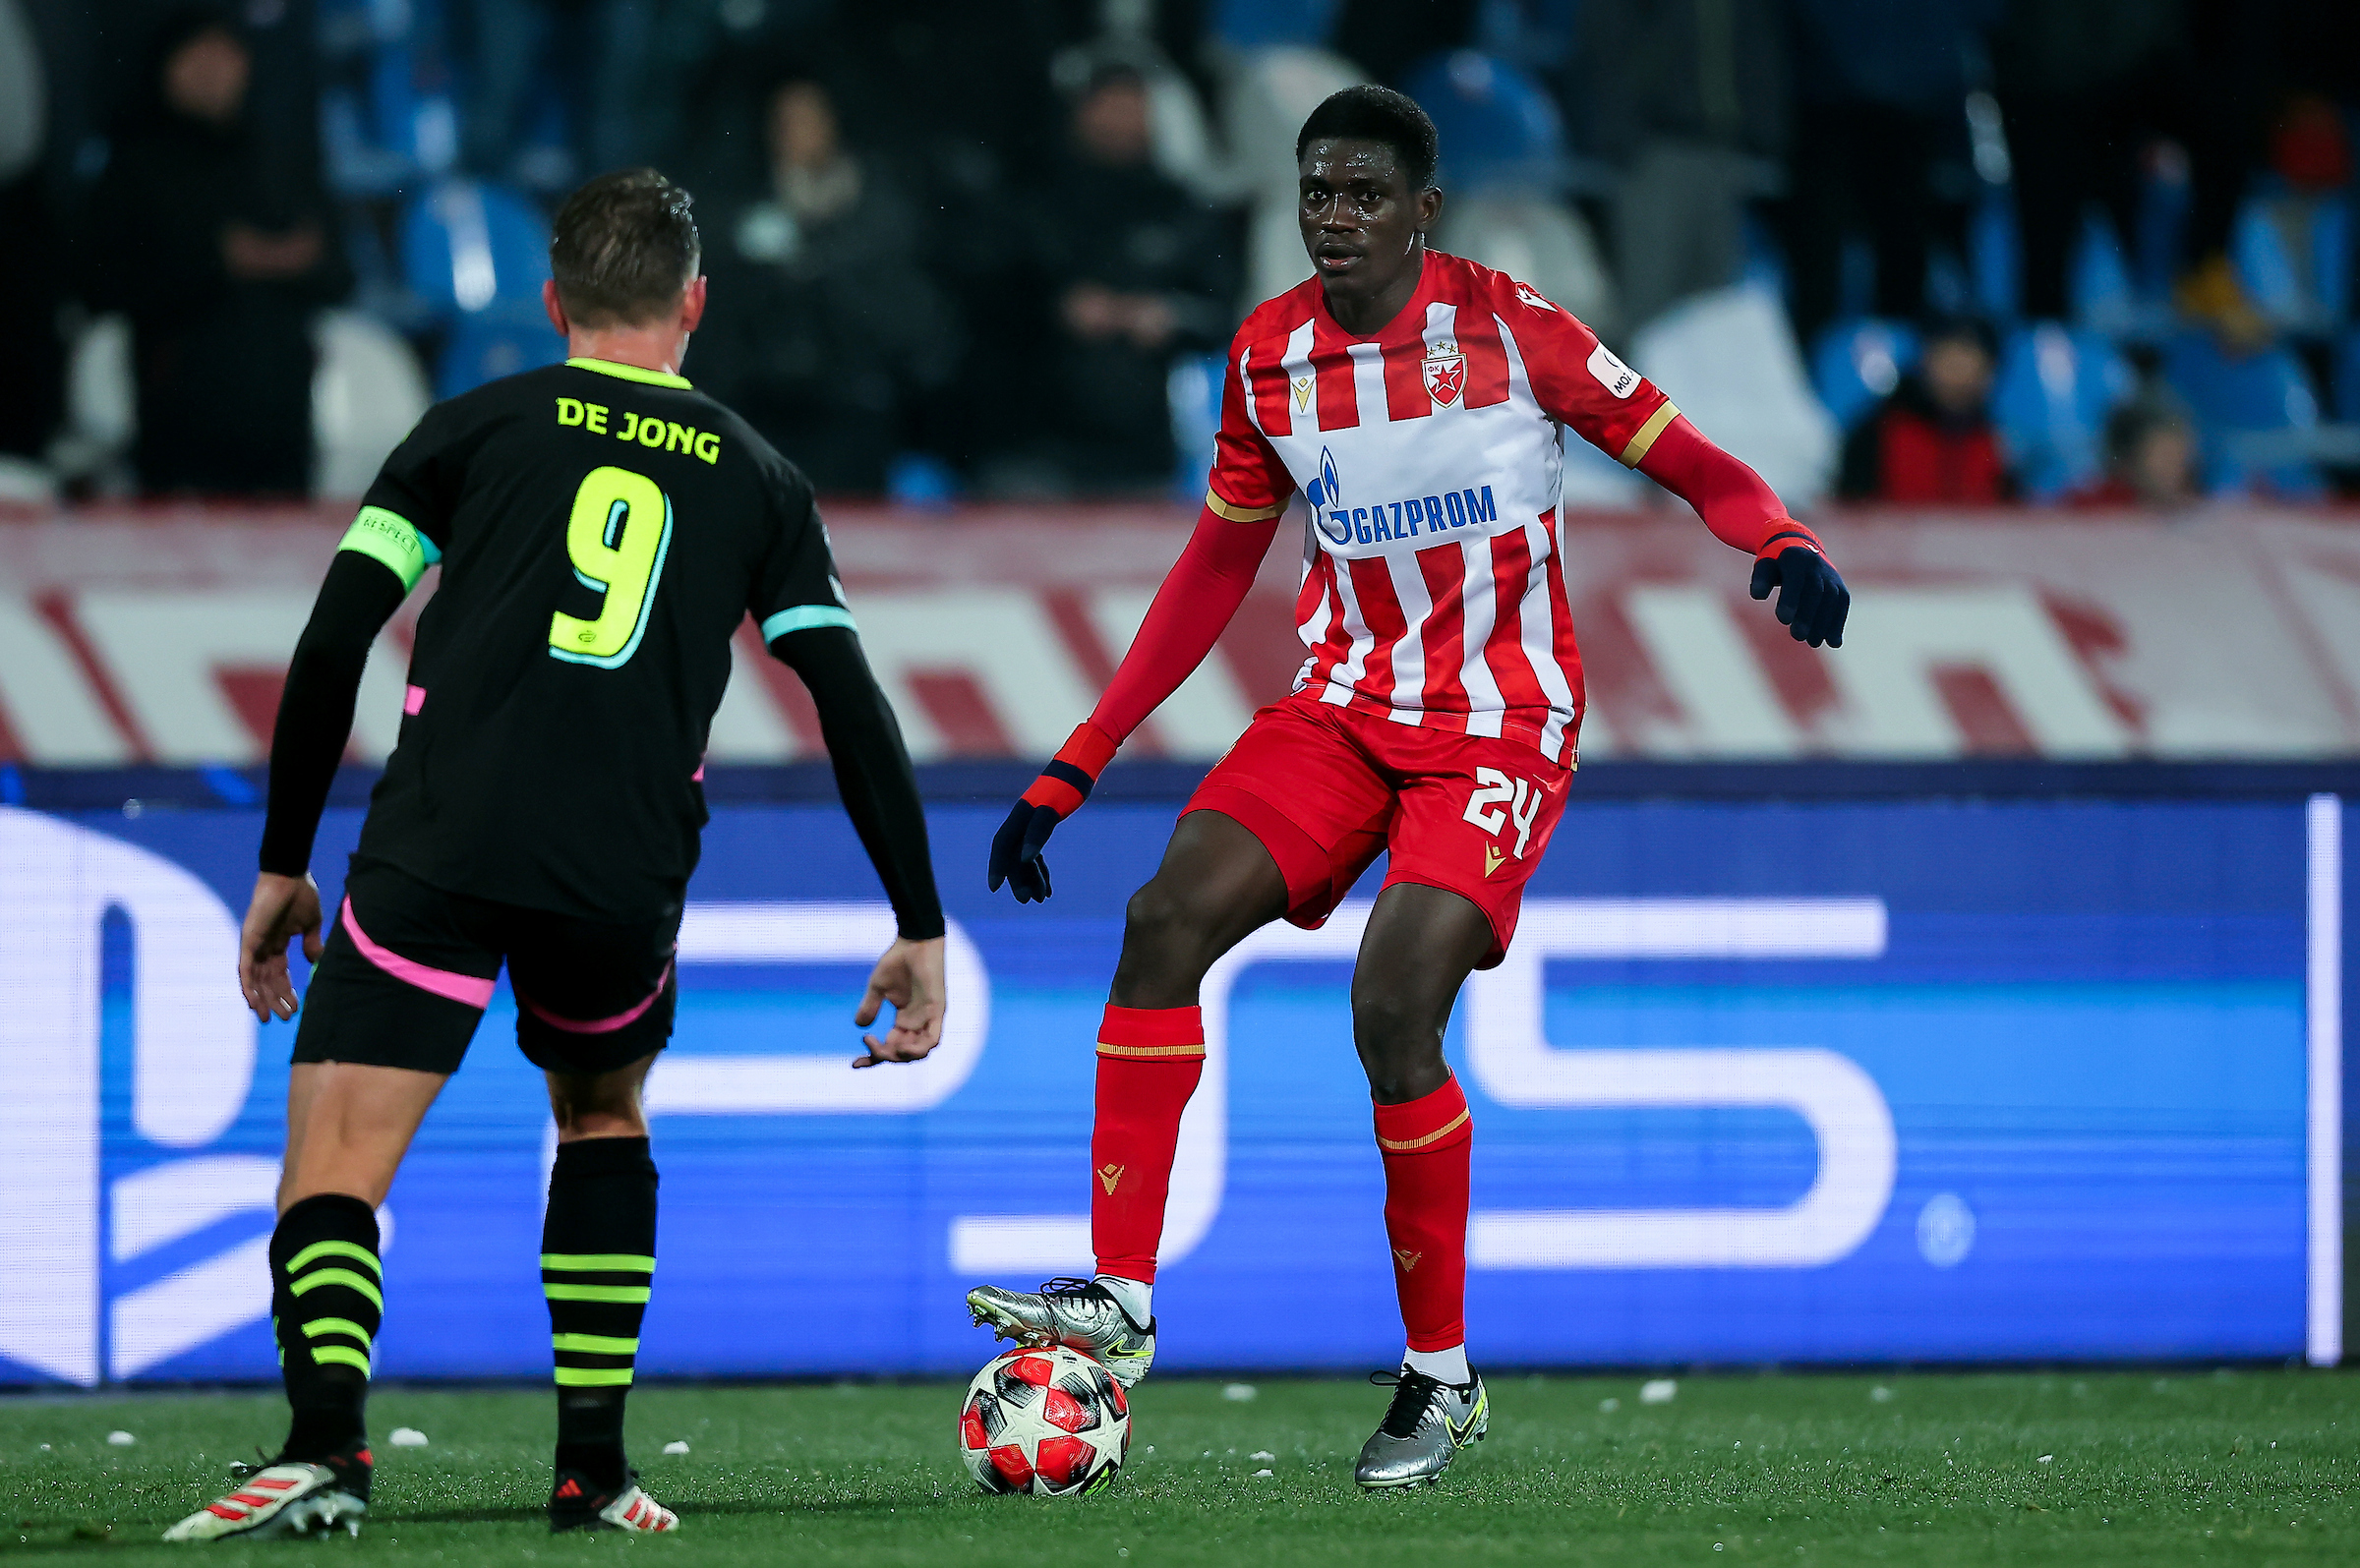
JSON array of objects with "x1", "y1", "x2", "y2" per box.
[{"x1": 958, "y1": 1346, "x2": 1131, "y2": 1496}]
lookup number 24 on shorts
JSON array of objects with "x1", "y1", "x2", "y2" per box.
[
  {"x1": 1462, "y1": 767, "x2": 1545, "y2": 859},
  {"x1": 549, "y1": 465, "x2": 674, "y2": 668}
]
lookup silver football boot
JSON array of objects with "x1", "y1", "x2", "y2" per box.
[
  {"x1": 966, "y1": 1277, "x2": 1156, "y2": 1387},
  {"x1": 1354, "y1": 1366, "x2": 1489, "y2": 1488}
]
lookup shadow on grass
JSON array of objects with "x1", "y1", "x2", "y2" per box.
[{"x1": 379, "y1": 1491, "x2": 966, "y2": 1525}]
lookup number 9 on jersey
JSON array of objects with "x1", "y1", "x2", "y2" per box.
[{"x1": 549, "y1": 465, "x2": 674, "y2": 668}]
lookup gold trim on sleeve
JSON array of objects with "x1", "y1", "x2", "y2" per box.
[
  {"x1": 1618, "y1": 400, "x2": 1682, "y2": 468},
  {"x1": 1205, "y1": 490, "x2": 1285, "y2": 522}
]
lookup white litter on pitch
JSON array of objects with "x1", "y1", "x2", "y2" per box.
[
  {"x1": 1598, "y1": 1398, "x2": 1620, "y2": 1413},
  {"x1": 389, "y1": 1428, "x2": 429, "y2": 1447},
  {"x1": 2037, "y1": 1455, "x2": 2054, "y2": 1463},
  {"x1": 1250, "y1": 1451, "x2": 1275, "y2": 1461},
  {"x1": 1870, "y1": 1386, "x2": 1894, "y2": 1403},
  {"x1": 1221, "y1": 1384, "x2": 1258, "y2": 1402},
  {"x1": 1252, "y1": 1469, "x2": 1273, "y2": 1479},
  {"x1": 663, "y1": 1441, "x2": 691, "y2": 1456},
  {"x1": 105, "y1": 1431, "x2": 135, "y2": 1446},
  {"x1": 1639, "y1": 1379, "x2": 1678, "y2": 1405}
]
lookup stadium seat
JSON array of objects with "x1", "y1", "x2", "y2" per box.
[
  {"x1": 2335, "y1": 327, "x2": 2360, "y2": 422},
  {"x1": 1218, "y1": 45, "x2": 1365, "y2": 201},
  {"x1": 399, "y1": 179, "x2": 552, "y2": 320},
  {"x1": 1436, "y1": 195, "x2": 1618, "y2": 338},
  {"x1": 1210, "y1": 0, "x2": 1339, "y2": 51},
  {"x1": 1397, "y1": 51, "x2": 1563, "y2": 195},
  {"x1": 62, "y1": 313, "x2": 135, "y2": 472},
  {"x1": 1990, "y1": 322, "x2": 2136, "y2": 500},
  {"x1": 1810, "y1": 319, "x2": 1920, "y2": 434},
  {"x1": 313, "y1": 310, "x2": 433, "y2": 497},
  {"x1": 1166, "y1": 352, "x2": 1225, "y2": 500},
  {"x1": 2232, "y1": 188, "x2": 2352, "y2": 337},
  {"x1": 2159, "y1": 328, "x2": 2327, "y2": 498},
  {"x1": 434, "y1": 311, "x2": 564, "y2": 400},
  {"x1": 1630, "y1": 283, "x2": 1837, "y2": 504},
  {"x1": 1218, "y1": 46, "x2": 1365, "y2": 303},
  {"x1": 1968, "y1": 192, "x2": 2019, "y2": 319},
  {"x1": 2070, "y1": 213, "x2": 2139, "y2": 337}
]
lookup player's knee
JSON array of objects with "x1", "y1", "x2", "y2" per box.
[
  {"x1": 1351, "y1": 986, "x2": 1446, "y2": 1099},
  {"x1": 1122, "y1": 876, "x2": 1216, "y2": 955},
  {"x1": 548, "y1": 1077, "x2": 649, "y2": 1139}
]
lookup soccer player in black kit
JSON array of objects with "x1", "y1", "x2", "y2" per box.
[{"x1": 166, "y1": 171, "x2": 947, "y2": 1541}]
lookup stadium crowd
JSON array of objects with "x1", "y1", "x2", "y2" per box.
[{"x1": 3, "y1": 0, "x2": 2359, "y2": 508}]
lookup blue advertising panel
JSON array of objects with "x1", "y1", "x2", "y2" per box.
[{"x1": 0, "y1": 794, "x2": 2337, "y2": 1385}]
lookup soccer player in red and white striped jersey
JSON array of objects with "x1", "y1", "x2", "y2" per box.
[{"x1": 969, "y1": 87, "x2": 1849, "y2": 1487}]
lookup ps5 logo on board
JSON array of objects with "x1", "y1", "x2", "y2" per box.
[{"x1": 0, "y1": 808, "x2": 299, "y2": 1387}]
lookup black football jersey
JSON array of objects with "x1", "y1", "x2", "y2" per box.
[{"x1": 341, "y1": 357, "x2": 849, "y2": 916}]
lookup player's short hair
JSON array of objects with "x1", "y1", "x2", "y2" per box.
[
  {"x1": 550, "y1": 169, "x2": 701, "y2": 329},
  {"x1": 1295, "y1": 86, "x2": 1440, "y2": 193}
]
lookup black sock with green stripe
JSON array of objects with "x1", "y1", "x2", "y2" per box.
[
  {"x1": 270, "y1": 1193, "x2": 382, "y2": 1467},
  {"x1": 542, "y1": 1136, "x2": 658, "y2": 1491}
]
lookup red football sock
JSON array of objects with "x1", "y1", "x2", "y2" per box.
[
  {"x1": 1374, "y1": 1075, "x2": 1473, "y2": 1354},
  {"x1": 1091, "y1": 1004, "x2": 1205, "y2": 1284}
]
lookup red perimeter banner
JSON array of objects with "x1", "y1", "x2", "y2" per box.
[{"x1": 2, "y1": 502, "x2": 2357, "y2": 765}]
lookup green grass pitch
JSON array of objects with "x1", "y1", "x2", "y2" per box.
[{"x1": 3, "y1": 1371, "x2": 2352, "y2": 1564}]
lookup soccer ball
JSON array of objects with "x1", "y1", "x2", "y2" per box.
[{"x1": 957, "y1": 1346, "x2": 1130, "y2": 1496}]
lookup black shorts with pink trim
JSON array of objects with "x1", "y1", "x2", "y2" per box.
[{"x1": 292, "y1": 857, "x2": 679, "y2": 1076}]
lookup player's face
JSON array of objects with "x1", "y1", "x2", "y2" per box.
[{"x1": 1299, "y1": 139, "x2": 1439, "y2": 316}]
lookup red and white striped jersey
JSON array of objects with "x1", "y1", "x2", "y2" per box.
[{"x1": 1207, "y1": 249, "x2": 1681, "y2": 766}]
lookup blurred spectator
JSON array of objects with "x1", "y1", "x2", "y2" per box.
[
  {"x1": 693, "y1": 77, "x2": 959, "y2": 494},
  {"x1": 83, "y1": 6, "x2": 350, "y2": 495},
  {"x1": 1779, "y1": 0, "x2": 1997, "y2": 347},
  {"x1": 1838, "y1": 316, "x2": 2015, "y2": 502},
  {"x1": 1022, "y1": 64, "x2": 1231, "y2": 493},
  {"x1": 1576, "y1": 0, "x2": 1787, "y2": 330},
  {"x1": 462, "y1": 0, "x2": 656, "y2": 188},
  {"x1": 0, "y1": 0, "x2": 64, "y2": 466},
  {"x1": 2072, "y1": 393, "x2": 2201, "y2": 509},
  {"x1": 1993, "y1": 0, "x2": 2272, "y2": 330}
]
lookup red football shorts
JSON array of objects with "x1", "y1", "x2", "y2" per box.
[{"x1": 1183, "y1": 691, "x2": 1573, "y2": 966}]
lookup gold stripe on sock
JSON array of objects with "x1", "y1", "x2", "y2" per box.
[
  {"x1": 1377, "y1": 1108, "x2": 1471, "y2": 1153},
  {"x1": 1096, "y1": 1040, "x2": 1208, "y2": 1060}
]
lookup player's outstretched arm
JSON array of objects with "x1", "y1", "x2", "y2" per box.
[
  {"x1": 768, "y1": 623, "x2": 950, "y2": 1063},
  {"x1": 987, "y1": 500, "x2": 1281, "y2": 902},
  {"x1": 1637, "y1": 415, "x2": 1851, "y2": 649},
  {"x1": 243, "y1": 551, "x2": 410, "y2": 1018}
]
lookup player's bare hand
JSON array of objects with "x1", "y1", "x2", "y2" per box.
[
  {"x1": 852, "y1": 936, "x2": 946, "y2": 1067},
  {"x1": 239, "y1": 871, "x2": 324, "y2": 1023}
]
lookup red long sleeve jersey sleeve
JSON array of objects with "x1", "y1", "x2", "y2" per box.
[{"x1": 1085, "y1": 250, "x2": 1818, "y2": 764}]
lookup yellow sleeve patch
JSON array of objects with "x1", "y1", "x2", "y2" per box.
[
  {"x1": 1618, "y1": 401, "x2": 1682, "y2": 468},
  {"x1": 1205, "y1": 489, "x2": 1284, "y2": 522},
  {"x1": 338, "y1": 505, "x2": 439, "y2": 591}
]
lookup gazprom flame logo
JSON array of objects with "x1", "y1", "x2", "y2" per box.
[{"x1": 1309, "y1": 448, "x2": 1351, "y2": 543}]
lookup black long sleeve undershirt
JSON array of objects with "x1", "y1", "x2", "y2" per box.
[
  {"x1": 260, "y1": 551, "x2": 408, "y2": 876},
  {"x1": 768, "y1": 625, "x2": 945, "y2": 942},
  {"x1": 262, "y1": 556, "x2": 944, "y2": 942}
]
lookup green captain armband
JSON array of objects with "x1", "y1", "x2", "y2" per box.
[{"x1": 338, "y1": 505, "x2": 442, "y2": 590}]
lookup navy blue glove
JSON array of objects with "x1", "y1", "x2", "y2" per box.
[
  {"x1": 1749, "y1": 544, "x2": 1850, "y2": 648},
  {"x1": 988, "y1": 723, "x2": 1118, "y2": 903}
]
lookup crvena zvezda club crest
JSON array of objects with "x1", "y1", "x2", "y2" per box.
[{"x1": 1424, "y1": 343, "x2": 1465, "y2": 406}]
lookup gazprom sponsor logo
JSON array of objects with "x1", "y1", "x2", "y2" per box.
[{"x1": 1325, "y1": 485, "x2": 1498, "y2": 548}]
